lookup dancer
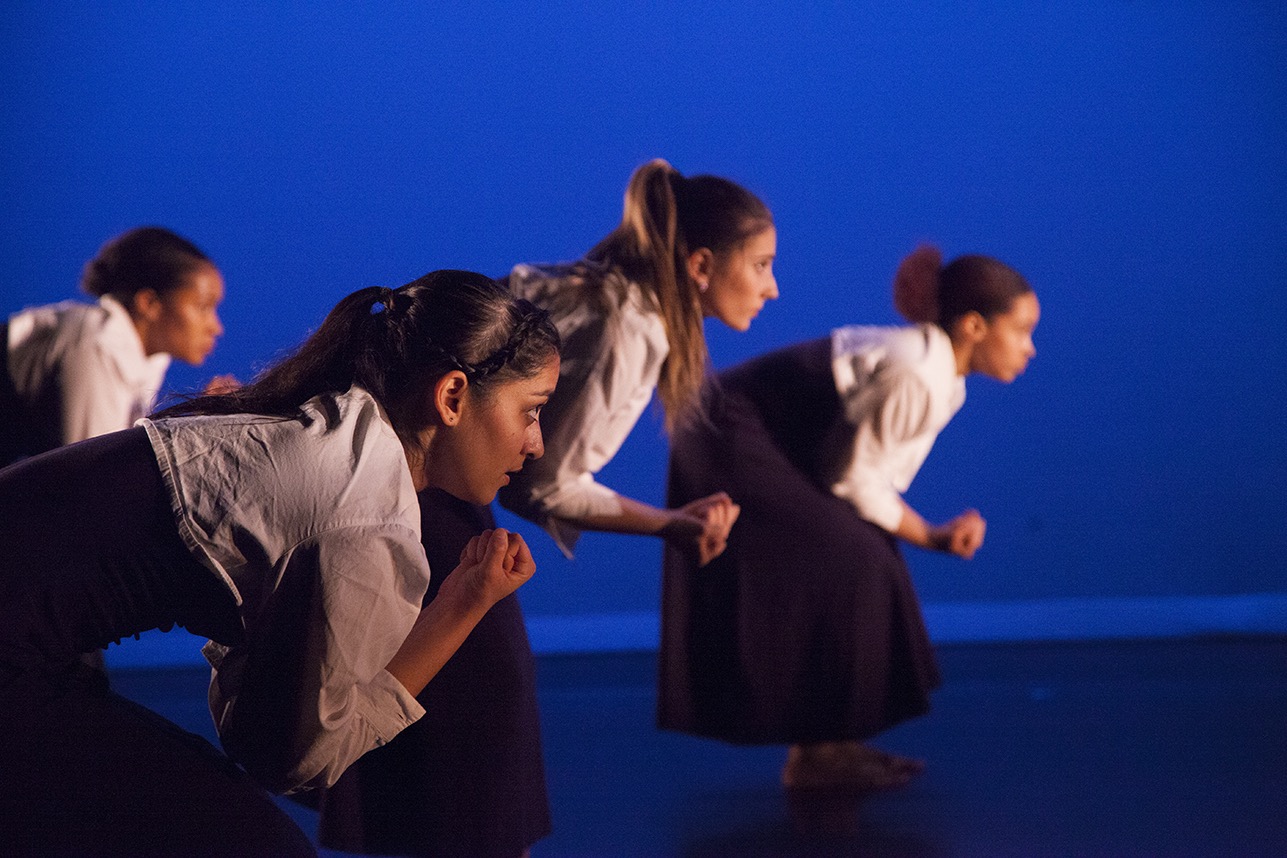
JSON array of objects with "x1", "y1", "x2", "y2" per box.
[
  {"x1": 3, "y1": 226, "x2": 233, "y2": 465},
  {"x1": 0, "y1": 269, "x2": 560, "y2": 855},
  {"x1": 3, "y1": 226, "x2": 234, "y2": 675},
  {"x1": 317, "y1": 159, "x2": 777, "y2": 857},
  {"x1": 658, "y1": 246, "x2": 1039, "y2": 791}
]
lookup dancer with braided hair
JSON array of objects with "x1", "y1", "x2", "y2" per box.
[
  {"x1": 317, "y1": 159, "x2": 777, "y2": 857},
  {"x1": 658, "y1": 246, "x2": 1040, "y2": 791},
  {"x1": 0, "y1": 269, "x2": 560, "y2": 855}
]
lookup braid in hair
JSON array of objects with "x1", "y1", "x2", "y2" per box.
[{"x1": 465, "y1": 306, "x2": 551, "y2": 381}]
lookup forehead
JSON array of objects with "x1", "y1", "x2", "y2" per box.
[
  {"x1": 1000, "y1": 291, "x2": 1040, "y2": 326},
  {"x1": 717, "y1": 224, "x2": 777, "y2": 264},
  {"x1": 475, "y1": 354, "x2": 560, "y2": 400},
  {"x1": 172, "y1": 265, "x2": 224, "y2": 302},
  {"x1": 741, "y1": 224, "x2": 777, "y2": 255}
]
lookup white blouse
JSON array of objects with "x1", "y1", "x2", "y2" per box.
[
  {"x1": 829, "y1": 324, "x2": 966, "y2": 533},
  {"x1": 7, "y1": 296, "x2": 171, "y2": 445},
  {"x1": 142, "y1": 385, "x2": 429, "y2": 793},
  {"x1": 500, "y1": 263, "x2": 670, "y2": 557}
]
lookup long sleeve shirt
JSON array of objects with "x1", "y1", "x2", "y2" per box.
[
  {"x1": 142, "y1": 385, "x2": 429, "y2": 793},
  {"x1": 6, "y1": 296, "x2": 171, "y2": 449},
  {"x1": 499, "y1": 262, "x2": 670, "y2": 557},
  {"x1": 829, "y1": 323, "x2": 966, "y2": 532}
]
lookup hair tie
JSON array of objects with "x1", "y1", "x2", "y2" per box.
[{"x1": 370, "y1": 286, "x2": 397, "y2": 316}]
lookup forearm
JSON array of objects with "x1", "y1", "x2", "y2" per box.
[
  {"x1": 384, "y1": 584, "x2": 491, "y2": 697},
  {"x1": 561, "y1": 493, "x2": 679, "y2": 537},
  {"x1": 892, "y1": 499, "x2": 939, "y2": 551}
]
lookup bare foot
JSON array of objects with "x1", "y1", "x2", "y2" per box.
[{"x1": 782, "y1": 742, "x2": 920, "y2": 792}]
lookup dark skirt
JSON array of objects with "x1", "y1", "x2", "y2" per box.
[
  {"x1": 0, "y1": 428, "x2": 315, "y2": 857},
  {"x1": 658, "y1": 338, "x2": 941, "y2": 745},
  {"x1": 0, "y1": 319, "x2": 65, "y2": 466},
  {"x1": 316, "y1": 488, "x2": 551, "y2": 858}
]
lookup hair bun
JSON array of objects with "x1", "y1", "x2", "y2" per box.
[{"x1": 892, "y1": 244, "x2": 943, "y2": 324}]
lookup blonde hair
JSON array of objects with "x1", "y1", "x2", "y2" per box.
[{"x1": 587, "y1": 159, "x2": 773, "y2": 430}]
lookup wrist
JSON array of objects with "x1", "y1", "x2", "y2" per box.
[{"x1": 434, "y1": 570, "x2": 496, "y2": 621}]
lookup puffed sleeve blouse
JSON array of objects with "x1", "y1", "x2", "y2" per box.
[
  {"x1": 829, "y1": 323, "x2": 966, "y2": 533},
  {"x1": 6, "y1": 295, "x2": 171, "y2": 447},
  {"x1": 141, "y1": 385, "x2": 429, "y2": 793},
  {"x1": 499, "y1": 262, "x2": 670, "y2": 557}
]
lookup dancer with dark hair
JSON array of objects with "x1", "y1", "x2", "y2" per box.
[
  {"x1": 658, "y1": 246, "x2": 1040, "y2": 791},
  {"x1": 0, "y1": 269, "x2": 561, "y2": 855},
  {"x1": 3, "y1": 226, "x2": 232, "y2": 465},
  {"x1": 318, "y1": 159, "x2": 777, "y2": 857},
  {"x1": 3, "y1": 226, "x2": 235, "y2": 675}
]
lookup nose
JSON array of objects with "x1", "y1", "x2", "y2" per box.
[
  {"x1": 212, "y1": 312, "x2": 225, "y2": 338},
  {"x1": 765, "y1": 275, "x2": 779, "y2": 300},
  {"x1": 526, "y1": 424, "x2": 545, "y2": 460}
]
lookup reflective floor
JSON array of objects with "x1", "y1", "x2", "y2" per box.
[{"x1": 114, "y1": 637, "x2": 1287, "y2": 857}]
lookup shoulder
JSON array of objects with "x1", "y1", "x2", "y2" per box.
[
  {"x1": 8, "y1": 300, "x2": 101, "y2": 339},
  {"x1": 515, "y1": 262, "x2": 664, "y2": 360},
  {"x1": 148, "y1": 389, "x2": 420, "y2": 558}
]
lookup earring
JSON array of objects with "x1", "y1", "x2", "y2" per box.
[{"x1": 698, "y1": 280, "x2": 710, "y2": 293}]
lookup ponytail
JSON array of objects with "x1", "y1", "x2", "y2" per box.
[
  {"x1": 892, "y1": 245, "x2": 1032, "y2": 331},
  {"x1": 588, "y1": 159, "x2": 772, "y2": 431},
  {"x1": 892, "y1": 245, "x2": 943, "y2": 325}
]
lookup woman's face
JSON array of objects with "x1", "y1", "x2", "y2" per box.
[
  {"x1": 969, "y1": 291, "x2": 1040, "y2": 382},
  {"x1": 431, "y1": 355, "x2": 560, "y2": 505},
  {"x1": 698, "y1": 225, "x2": 779, "y2": 331},
  {"x1": 147, "y1": 264, "x2": 226, "y2": 364}
]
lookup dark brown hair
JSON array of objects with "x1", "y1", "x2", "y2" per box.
[
  {"x1": 893, "y1": 245, "x2": 1032, "y2": 330},
  {"x1": 155, "y1": 270, "x2": 560, "y2": 448},
  {"x1": 81, "y1": 226, "x2": 213, "y2": 301}
]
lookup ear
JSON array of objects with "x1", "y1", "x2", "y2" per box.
[
  {"x1": 685, "y1": 247, "x2": 715, "y2": 292},
  {"x1": 131, "y1": 288, "x2": 164, "y2": 323},
  {"x1": 432, "y1": 370, "x2": 469, "y2": 427},
  {"x1": 956, "y1": 310, "x2": 989, "y2": 344}
]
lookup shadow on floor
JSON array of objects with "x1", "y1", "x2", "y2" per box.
[{"x1": 112, "y1": 636, "x2": 1287, "y2": 857}]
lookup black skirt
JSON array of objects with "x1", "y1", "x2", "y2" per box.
[
  {"x1": 316, "y1": 488, "x2": 551, "y2": 858},
  {"x1": 0, "y1": 428, "x2": 315, "y2": 857},
  {"x1": 658, "y1": 338, "x2": 941, "y2": 745}
]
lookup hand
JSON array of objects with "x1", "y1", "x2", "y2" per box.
[
  {"x1": 452, "y1": 528, "x2": 536, "y2": 608},
  {"x1": 203, "y1": 374, "x2": 241, "y2": 395},
  {"x1": 932, "y1": 509, "x2": 986, "y2": 559},
  {"x1": 687, "y1": 493, "x2": 741, "y2": 566},
  {"x1": 666, "y1": 492, "x2": 742, "y2": 567}
]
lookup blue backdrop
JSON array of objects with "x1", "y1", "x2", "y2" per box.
[{"x1": 3, "y1": 2, "x2": 1283, "y2": 658}]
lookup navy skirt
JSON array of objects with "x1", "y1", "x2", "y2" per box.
[
  {"x1": 0, "y1": 428, "x2": 316, "y2": 857},
  {"x1": 658, "y1": 338, "x2": 941, "y2": 745},
  {"x1": 316, "y1": 488, "x2": 551, "y2": 858}
]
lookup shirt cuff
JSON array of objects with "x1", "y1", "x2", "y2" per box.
[{"x1": 831, "y1": 478, "x2": 903, "y2": 533}]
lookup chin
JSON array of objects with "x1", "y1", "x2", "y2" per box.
[{"x1": 439, "y1": 484, "x2": 493, "y2": 505}]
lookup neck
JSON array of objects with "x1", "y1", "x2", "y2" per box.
[{"x1": 949, "y1": 333, "x2": 972, "y2": 377}]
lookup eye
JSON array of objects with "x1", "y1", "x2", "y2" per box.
[{"x1": 526, "y1": 404, "x2": 543, "y2": 422}]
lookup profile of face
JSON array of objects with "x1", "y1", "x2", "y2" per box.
[
  {"x1": 430, "y1": 355, "x2": 560, "y2": 505},
  {"x1": 141, "y1": 263, "x2": 227, "y2": 364},
  {"x1": 693, "y1": 225, "x2": 779, "y2": 332},
  {"x1": 969, "y1": 291, "x2": 1040, "y2": 383}
]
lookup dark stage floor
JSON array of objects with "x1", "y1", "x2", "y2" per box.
[{"x1": 111, "y1": 637, "x2": 1287, "y2": 857}]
